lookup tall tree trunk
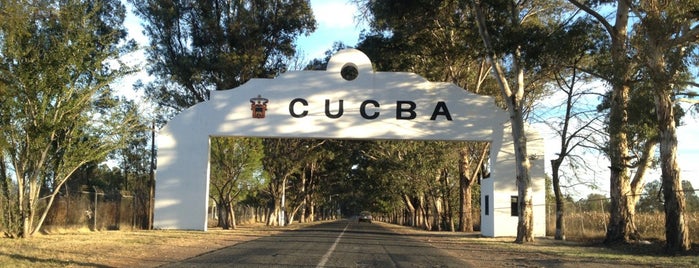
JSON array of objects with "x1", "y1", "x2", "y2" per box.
[
  {"x1": 604, "y1": 81, "x2": 638, "y2": 243},
  {"x1": 433, "y1": 195, "x2": 442, "y2": 231},
  {"x1": 229, "y1": 202, "x2": 237, "y2": 230},
  {"x1": 217, "y1": 203, "x2": 228, "y2": 229},
  {"x1": 630, "y1": 141, "x2": 655, "y2": 207},
  {"x1": 433, "y1": 171, "x2": 443, "y2": 231},
  {"x1": 470, "y1": 0, "x2": 534, "y2": 242},
  {"x1": 419, "y1": 194, "x2": 431, "y2": 231},
  {"x1": 566, "y1": 0, "x2": 639, "y2": 245},
  {"x1": 655, "y1": 88, "x2": 691, "y2": 253},
  {"x1": 551, "y1": 159, "x2": 565, "y2": 240},
  {"x1": 642, "y1": 5, "x2": 692, "y2": 253},
  {"x1": 309, "y1": 200, "x2": 315, "y2": 222},
  {"x1": 459, "y1": 148, "x2": 474, "y2": 232},
  {"x1": 266, "y1": 196, "x2": 280, "y2": 226},
  {"x1": 300, "y1": 164, "x2": 309, "y2": 223},
  {"x1": 16, "y1": 167, "x2": 27, "y2": 238},
  {"x1": 603, "y1": 0, "x2": 639, "y2": 244},
  {"x1": 512, "y1": 106, "x2": 534, "y2": 243},
  {"x1": 402, "y1": 194, "x2": 416, "y2": 227},
  {"x1": 442, "y1": 169, "x2": 454, "y2": 232}
]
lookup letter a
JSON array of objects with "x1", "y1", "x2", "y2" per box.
[{"x1": 430, "y1": 101, "x2": 452, "y2": 121}]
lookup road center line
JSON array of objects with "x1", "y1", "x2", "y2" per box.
[{"x1": 316, "y1": 222, "x2": 349, "y2": 268}]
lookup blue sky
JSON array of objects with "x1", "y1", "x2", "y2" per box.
[
  {"x1": 296, "y1": 0, "x2": 368, "y2": 60},
  {"x1": 535, "y1": 88, "x2": 699, "y2": 199}
]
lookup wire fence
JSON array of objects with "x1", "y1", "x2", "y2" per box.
[
  {"x1": 41, "y1": 189, "x2": 150, "y2": 232},
  {"x1": 34, "y1": 188, "x2": 699, "y2": 243},
  {"x1": 544, "y1": 197, "x2": 699, "y2": 242}
]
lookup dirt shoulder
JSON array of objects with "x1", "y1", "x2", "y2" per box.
[
  {"x1": 379, "y1": 222, "x2": 699, "y2": 267},
  {"x1": 1, "y1": 221, "x2": 697, "y2": 267},
  {"x1": 0, "y1": 223, "x2": 299, "y2": 267}
]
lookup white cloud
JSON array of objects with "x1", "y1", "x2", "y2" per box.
[
  {"x1": 311, "y1": 0, "x2": 358, "y2": 29},
  {"x1": 295, "y1": 0, "x2": 369, "y2": 61}
]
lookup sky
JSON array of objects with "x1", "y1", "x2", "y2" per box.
[
  {"x1": 534, "y1": 91, "x2": 699, "y2": 200},
  {"x1": 116, "y1": 0, "x2": 699, "y2": 200},
  {"x1": 296, "y1": 0, "x2": 369, "y2": 60}
]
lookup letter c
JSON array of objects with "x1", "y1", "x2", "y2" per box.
[
  {"x1": 289, "y1": 98, "x2": 308, "y2": 118},
  {"x1": 360, "y1": 100, "x2": 380, "y2": 119}
]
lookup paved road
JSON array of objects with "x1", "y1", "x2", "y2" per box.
[{"x1": 163, "y1": 219, "x2": 471, "y2": 267}]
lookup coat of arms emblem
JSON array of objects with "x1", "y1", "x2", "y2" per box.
[{"x1": 250, "y1": 95, "x2": 269, "y2": 119}]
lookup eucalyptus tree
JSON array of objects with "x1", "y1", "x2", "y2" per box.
[
  {"x1": 0, "y1": 0, "x2": 137, "y2": 237},
  {"x1": 630, "y1": 0, "x2": 698, "y2": 252},
  {"x1": 596, "y1": 74, "x2": 685, "y2": 241},
  {"x1": 130, "y1": 0, "x2": 316, "y2": 113},
  {"x1": 458, "y1": 142, "x2": 489, "y2": 232},
  {"x1": 209, "y1": 137, "x2": 263, "y2": 229},
  {"x1": 355, "y1": 0, "x2": 496, "y2": 95},
  {"x1": 353, "y1": 140, "x2": 420, "y2": 226},
  {"x1": 468, "y1": 0, "x2": 573, "y2": 242},
  {"x1": 285, "y1": 139, "x2": 337, "y2": 224},
  {"x1": 262, "y1": 138, "x2": 303, "y2": 226},
  {"x1": 354, "y1": 0, "x2": 502, "y2": 232},
  {"x1": 404, "y1": 141, "x2": 459, "y2": 231},
  {"x1": 569, "y1": 0, "x2": 698, "y2": 251},
  {"x1": 110, "y1": 99, "x2": 152, "y2": 191},
  {"x1": 261, "y1": 138, "x2": 329, "y2": 226},
  {"x1": 567, "y1": 0, "x2": 645, "y2": 245}
]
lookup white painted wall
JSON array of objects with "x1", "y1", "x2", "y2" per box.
[
  {"x1": 481, "y1": 125, "x2": 546, "y2": 237},
  {"x1": 154, "y1": 49, "x2": 546, "y2": 237}
]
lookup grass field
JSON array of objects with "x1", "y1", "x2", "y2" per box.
[
  {"x1": 0, "y1": 226, "x2": 277, "y2": 267},
  {"x1": 546, "y1": 211, "x2": 699, "y2": 243}
]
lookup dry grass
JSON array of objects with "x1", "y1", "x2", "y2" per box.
[
  {"x1": 547, "y1": 211, "x2": 699, "y2": 242},
  {"x1": 0, "y1": 223, "x2": 288, "y2": 267}
]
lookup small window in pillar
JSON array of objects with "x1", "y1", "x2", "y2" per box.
[
  {"x1": 484, "y1": 195, "x2": 489, "y2": 216},
  {"x1": 511, "y1": 196, "x2": 519, "y2": 217}
]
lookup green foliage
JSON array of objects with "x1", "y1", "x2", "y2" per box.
[
  {"x1": 682, "y1": 181, "x2": 699, "y2": 212},
  {"x1": 130, "y1": 0, "x2": 317, "y2": 113},
  {"x1": 356, "y1": 0, "x2": 500, "y2": 96},
  {"x1": 577, "y1": 193, "x2": 610, "y2": 212},
  {"x1": 209, "y1": 137, "x2": 264, "y2": 228},
  {"x1": 639, "y1": 180, "x2": 699, "y2": 213},
  {"x1": 0, "y1": 0, "x2": 136, "y2": 237},
  {"x1": 209, "y1": 137, "x2": 264, "y2": 202},
  {"x1": 637, "y1": 180, "x2": 664, "y2": 213}
]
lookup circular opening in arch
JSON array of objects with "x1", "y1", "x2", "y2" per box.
[{"x1": 340, "y1": 64, "x2": 359, "y2": 81}]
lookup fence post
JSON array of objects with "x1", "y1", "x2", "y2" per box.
[{"x1": 93, "y1": 186, "x2": 98, "y2": 231}]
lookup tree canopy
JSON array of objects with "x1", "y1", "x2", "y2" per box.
[
  {"x1": 130, "y1": 0, "x2": 317, "y2": 113},
  {"x1": 0, "y1": 0, "x2": 137, "y2": 237}
]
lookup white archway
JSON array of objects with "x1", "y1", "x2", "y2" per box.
[{"x1": 154, "y1": 49, "x2": 546, "y2": 237}]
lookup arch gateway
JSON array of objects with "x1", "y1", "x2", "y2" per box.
[{"x1": 154, "y1": 49, "x2": 546, "y2": 237}]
